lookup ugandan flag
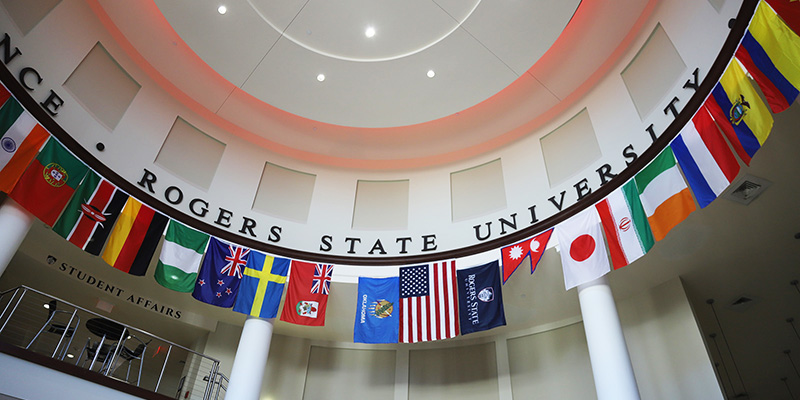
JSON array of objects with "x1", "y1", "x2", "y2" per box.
[
  {"x1": 102, "y1": 197, "x2": 168, "y2": 276},
  {"x1": 9, "y1": 138, "x2": 88, "y2": 226},
  {"x1": 52, "y1": 170, "x2": 129, "y2": 254},
  {"x1": 0, "y1": 90, "x2": 50, "y2": 194}
]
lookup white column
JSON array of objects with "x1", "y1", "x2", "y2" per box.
[
  {"x1": 0, "y1": 199, "x2": 34, "y2": 278},
  {"x1": 578, "y1": 275, "x2": 640, "y2": 400},
  {"x1": 225, "y1": 316, "x2": 274, "y2": 400}
]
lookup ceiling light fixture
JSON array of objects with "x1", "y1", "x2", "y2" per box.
[
  {"x1": 43, "y1": 303, "x2": 50, "y2": 309},
  {"x1": 217, "y1": 5, "x2": 227, "y2": 15},
  {"x1": 365, "y1": 26, "x2": 376, "y2": 38},
  {"x1": 317, "y1": 74, "x2": 325, "y2": 82},
  {"x1": 66, "y1": 353, "x2": 74, "y2": 359},
  {"x1": 427, "y1": 70, "x2": 435, "y2": 78}
]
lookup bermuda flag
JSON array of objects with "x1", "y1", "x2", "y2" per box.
[
  {"x1": 102, "y1": 197, "x2": 168, "y2": 276},
  {"x1": 0, "y1": 94, "x2": 49, "y2": 193},
  {"x1": 500, "y1": 229, "x2": 553, "y2": 283},
  {"x1": 595, "y1": 181, "x2": 655, "y2": 270},
  {"x1": 10, "y1": 138, "x2": 88, "y2": 226},
  {"x1": 556, "y1": 207, "x2": 611, "y2": 290},
  {"x1": 52, "y1": 170, "x2": 129, "y2": 254},
  {"x1": 154, "y1": 220, "x2": 210, "y2": 293},
  {"x1": 399, "y1": 261, "x2": 460, "y2": 343},
  {"x1": 280, "y1": 261, "x2": 333, "y2": 326},
  {"x1": 634, "y1": 147, "x2": 696, "y2": 241},
  {"x1": 671, "y1": 107, "x2": 740, "y2": 209}
]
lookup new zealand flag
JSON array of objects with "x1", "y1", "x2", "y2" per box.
[
  {"x1": 192, "y1": 237, "x2": 250, "y2": 308},
  {"x1": 456, "y1": 260, "x2": 506, "y2": 335}
]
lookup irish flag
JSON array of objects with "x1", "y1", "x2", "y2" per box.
[
  {"x1": 595, "y1": 181, "x2": 654, "y2": 270},
  {"x1": 0, "y1": 95, "x2": 50, "y2": 194},
  {"x1": 634, "y1": 147, "x2": 696, "y2": 241},
  {"x1": 154, "y1": 220, "x2": 210, "y2": 292}
]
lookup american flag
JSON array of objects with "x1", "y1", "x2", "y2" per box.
[{"x1": 399, "y1": 261, "x2": 460, "y2": 343}]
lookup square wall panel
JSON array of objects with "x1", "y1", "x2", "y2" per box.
[
  {"x1": 303, "y1": 346, "x2": 396, "y2": 400},
  {"x1": 352, "y1": 180, "x2": 409, "y2": 230},
  {"x1": 622, "y1": 24, "x2": 687, "y2": 119},
  {"x1": 1, "y1": 0, "x2": 61, "y2": 35},
  {"x1": 252, "y1": 163, "x2": 315, "y2": 223},
  {"x1": 540, "y1": 109, "x2": 602, "y2": 187},
  {"x1": 155, "y1": 118, "x2": 225, "y2": 190},
  {"x1": 451, "y1": 159, "x2": 507, "y2": 222},
  {"x1": 409, "y1": 342, "x2": 499, "y2": 400},
  {"x1": 63, "y1": 42, "x2": 141, "y2": 130}
]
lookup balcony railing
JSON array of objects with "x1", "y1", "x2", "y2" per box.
[{"x1": 0, "y1": 285, "x2": 224, "y2": 400}]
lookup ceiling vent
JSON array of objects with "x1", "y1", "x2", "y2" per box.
[
  {"x1": 726, "y1": 295, "x2": 757, "y2": 312},
  {"x1": 723, "y1": 174, "x2": 771, "y2": 205}
]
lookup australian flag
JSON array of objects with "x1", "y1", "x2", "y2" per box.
[
  {"x1": 456, "y1": 260, "x2": 506, "y2": 335},
  {"x1": 192, "y1": 237, "x2": 250, "y2": 308}
]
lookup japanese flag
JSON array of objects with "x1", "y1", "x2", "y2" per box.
[{"x1": 556, "y1": 207, "x2": 611, "y2": 290}]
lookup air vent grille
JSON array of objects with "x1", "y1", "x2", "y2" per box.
[{"x1": 723, "y1": 175, "x2": 771, "y2": 205}]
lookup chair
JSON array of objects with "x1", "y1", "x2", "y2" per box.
[
  {"x1": 26, "y1": 300, "x2": 80, "y2": 359},
  {"x1": 117, "y1": 335, "x2": 148, "y2": 386},
  {"x1": 77, "y1": 337, "x2": 117, "y2": 371}
]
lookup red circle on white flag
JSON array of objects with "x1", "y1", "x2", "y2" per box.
[{"x1": 570, "y1": 234, "x2": 595, "y2": 262}]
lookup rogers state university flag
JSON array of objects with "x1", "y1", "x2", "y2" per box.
[{"x1": 280, "y1": 261, "x2": 333, "y2": 326}]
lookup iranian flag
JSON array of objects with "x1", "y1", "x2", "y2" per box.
[
  {"x1": 154, "y1": 220, "x2": 210, "y2": 292},
  {"x1": 595, "y1": 181, "x2": 655, "y2": 270},
  {"x1": 634, "y1": 147, "x2": 696, "y2": 241},
  {"x1": 9, "y1": 138, "x2": 88, "y2": 226},
  {"x1": 0, "y1": 96, "x2": 49, "y2": 194}
]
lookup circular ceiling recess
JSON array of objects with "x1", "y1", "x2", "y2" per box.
[{"x1": 153, "y1": 0, "x2": 582, "y2": 128}]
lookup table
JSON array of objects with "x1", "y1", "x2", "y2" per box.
[{"x1": 86, "y1": 318, "x2": 126, "y2": 339}]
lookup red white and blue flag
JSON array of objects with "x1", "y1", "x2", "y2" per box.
[
  {"x1": 311, "y1": 264, "x2": 333, "y2": 295},
  {"x1": 399, "y1": 261, "x2": 460, "y2": 343},
  {"x1": 280, "y1": 261, "x2": 334, "y2": 327},
  {"x1": 192, "y1": 238, "x2": 249, "y2": 308}
]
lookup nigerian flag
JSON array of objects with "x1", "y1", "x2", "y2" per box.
[{"x1": 154, "y1": 220, "x2": 210, "y2": 292}]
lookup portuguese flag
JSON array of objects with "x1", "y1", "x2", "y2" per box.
[
  {"x1": 9, "y1": 138, "x2": 88, "y2": 226},
  {"x1": 102, "y1": 197, "x2": 168, "y2": 276}
]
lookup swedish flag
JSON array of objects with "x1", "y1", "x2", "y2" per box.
[{"x1": 232, "y1": 251, "x2": 290, "y2": 318}]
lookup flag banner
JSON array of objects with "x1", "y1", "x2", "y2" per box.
[
  {"x1": 52, "y1": 171, "x2": 129, "y2": 254},
  {"x1": 399, "y1": 261, "x2": 460, "y2": 343},
  {"x1": 672, "y1": 107, "x2": 741, "y2": 209},
  {"x1": 737, "y1": 32, "x2": 799, "y2": 113},
  {"x1": 596, "y1": 180, "x2": 655, "y2": 270},
  {"x1": 10, "y1": 138, "x2": 88, "y2": 226},
  {"x1": 154, "y1": 220, "x2": 210, "y2": 293},
  {"x1": 233, "y1": 251, "x2": 290, "y2": 318},
  {"x1": 0, "y1": 97, "x2": 49, "y2": 193},
  {"x1": 766, "y1": 0, "x2": 800, "y2": 35},
  {"x1": 0, "y1": 84, "x2": 10, "y2": 106},
  {"x1": 280, "y1": 261, "x2": 333, "y2": 326},
  {"x1": 192, "y1": 237, "x2": 250, "y2": 308},
  {"x1": 556, "y1": 207, "x2": 611, "y2": 290},
  {"x1": 354, "y1": 276, "x2": 399, "y2": 344},
  {"x1": 457, "y1": 260, "x2": 506, "y2": 335},
  {"x1": 500, "y1": 229, "x2": 553, "y2": 283},
  {"x1": 705, "y1": 61, "x2": 773, "y2": 165},
  {"x1": 102, "y1": 197, "x2": 168, "y2": 276},
  {"x1": 634, "y1": 147, "x2": 696, "y2": 241}
]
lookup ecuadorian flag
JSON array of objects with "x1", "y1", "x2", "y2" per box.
[{"x1": 704, "y1": 60, "x2": 773, "y2": 165}]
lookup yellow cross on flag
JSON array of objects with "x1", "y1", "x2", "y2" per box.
[{"x1": 232, "y1": 251, "x2": 291, "y2": 318}]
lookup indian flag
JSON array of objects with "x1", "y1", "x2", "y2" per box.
[
  {"x1": 0, "y1": 95, "x2": 49, "y2": 193},
  {"x1": 634, "y1": 147, "x2": 696, "y2": 241},
  {"x1": 595, "y1": 180, "x2": 655, "y2": 269},
  {"x1": 154, "y1": 220, "x2": 210, "y2": 292}
]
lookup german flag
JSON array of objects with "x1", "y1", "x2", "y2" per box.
[{"x1": 102, "y1": 197, "x2": 168, "y2": 276}]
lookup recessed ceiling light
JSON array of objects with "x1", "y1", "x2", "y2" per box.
[
  {"x1": 217, "y1": 5, "x2": 227, "y2": 15},
  {"x1": 365, "y1": 26, "x2": 376, "y2": 38},
  {"x1": 66, "y1": 353, "x2": 74, "y2": 359},
  {"x1": 317, "y1": 74, "x2": 325, "y2": 82},
  {"x1": 43, "y1": 303, "x2": 50, "y2": 309},
  {"x1": 427, "y1": 70, "x2": 435, "y2": 78}
]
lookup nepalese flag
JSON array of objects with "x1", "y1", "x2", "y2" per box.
[
  {"x1": 456, "y1": 261, "x2": 506, "y2": 335},
  {"x1": 280, "y1": 261, "x2": 333, "y2": 326},
  {"x1": 52, "y1": 170, "x2": 129, "y2": 254},
  {"x1": 399, "y1": 261, "x2": 460, "y2": 343},
  {"x1": 233, "y1": 251, "x2": 290, "y2": 318},
  {"x1": 704, "y1": 60, "x2": 773, "y2": 166},
  {"x1": 9, "y1": 138, "x2": 88, "y2": 226},
  {"x1": 671, "y1": 107, "x2": 741, "y2": 209},
  {"x1": 353, "y1": 276, "x2": 399, "y2": 344},
  {"x1": 0, "y1": 93, "x2": 49, "y2": 194},
  {"x1": 596, "y1": 180, "x2": 655, "y2": 270},
  {"x1": 192, "y1": 238, "x2": 250, "y2": 308},
  {"x1": 500, "y1": 229, "x2": 553, "y2": 284},
  {"x1": 102, "y1": 197, "x2": 168, "y2": 276},
  {"x1": 555, "y1": 207, "x2": 611, "y2": 291},
  {"x1": 634, "y1": 147, "x2": 696, "y2": 242}
]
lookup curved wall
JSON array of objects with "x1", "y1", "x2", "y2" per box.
[{"x1": 0, "y1": 0, "x2": 745, "y2": 264}]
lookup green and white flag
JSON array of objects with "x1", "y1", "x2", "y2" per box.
[
  {"x1": 154, "y1": 220, "x2": 210, "y2": 292},
  {"x1": 595, "y1": 180, "x2": 655, "y2": 270}
]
